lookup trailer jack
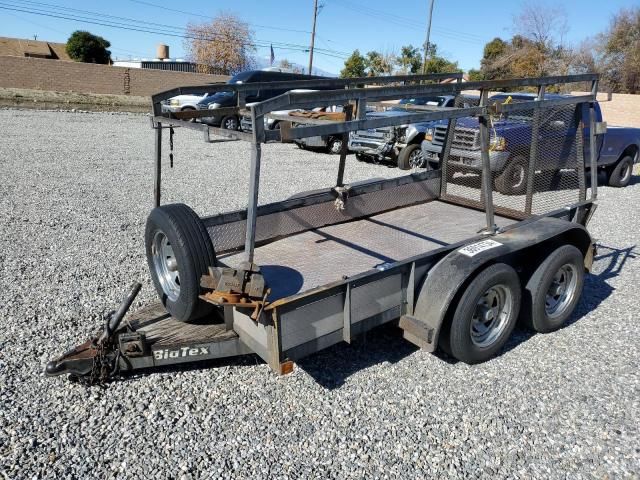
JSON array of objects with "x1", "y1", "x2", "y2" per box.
[{"x1": 45, "y1": 282, "x2": 142, "y2": 382}]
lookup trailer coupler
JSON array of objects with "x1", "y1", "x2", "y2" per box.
[{"x1": 45, "y1": 282, "x2": 142, "y2": 381}]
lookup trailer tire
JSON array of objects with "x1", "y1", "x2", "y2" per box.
[
  {"x1": 520, "y1": 244, "x2": 584, "y2": 333},
  {"x1": 145, "y1": 203, "x2": 217, "y2": 322},
  {"x1": 397, "y1": 144, "x2": 422, "y2": 170},
  {"x1": 608, "y1": 155, "x2": 633, "y2": 188},
  {"x1": 446, "y1": 263, "x2": 521, "y2": 364}
]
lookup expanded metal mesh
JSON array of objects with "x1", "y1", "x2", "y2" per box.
[
  {"x1": 437, "y1": 91, "x2": 588, "y2": 221},
  {"x1": 203, "y1": 176, "x2": 440, "y2": 253}
]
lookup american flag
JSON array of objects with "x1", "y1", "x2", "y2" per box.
[{"x1": 270, "y1": 44, "x2": 275, "y2": 66}]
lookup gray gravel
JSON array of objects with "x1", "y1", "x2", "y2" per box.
[{"x1": 1, "y1": 109, "x2": 639, "y2": 479}]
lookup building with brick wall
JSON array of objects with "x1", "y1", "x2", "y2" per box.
[{"x1": 0, "y1": 36, "x2": 71, "y2": 60}]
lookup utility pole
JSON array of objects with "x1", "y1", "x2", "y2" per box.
[
  {"x1": 422, "y1": 0, "x2": 435, "y2": 74},
  {"x1": 308, "y1": 0, "x2": 318, "y2": 75}
]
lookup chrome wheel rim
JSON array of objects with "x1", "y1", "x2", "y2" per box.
[
  {"x1": 470, "y1": 284, "x2": 512, "y2": 347},
  {"x1": 330, "y1": 139, "x2": 342, "y2": 154},
  {"x1": 409, "y1": 149, "x2": 423, "y2": 168},
  {"x1": 224, "y1": 117, "x2": 237, "y2": 130},
  {"x1": 152, "y1": 231, "x2": 180, "y2": 302},
  {"x1": 545, "y1": 263, "x2": 578, "y2": 319},
  {"x1": 620, "y1": 162, "x2": 631, "y2": 183},
  {"x1": 511, "y1": 164, "x2": 525, "y2": 189}
]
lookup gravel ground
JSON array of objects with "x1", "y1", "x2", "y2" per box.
[{"x1": 1, "y1": 109, "x2": 639, "y2": 479}]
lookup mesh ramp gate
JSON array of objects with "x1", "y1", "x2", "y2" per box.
[{"x1": 438, "y1": 85, "x2": 592, "y2": 221}]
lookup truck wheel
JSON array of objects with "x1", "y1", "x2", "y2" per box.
[
  {"x1": 181, "y1": 106, "x2": 196, "y2": 123},
  {"x1": 520, "y1": 245, "x2": 584, "y2": 333},
  {"x1": 145, "y1": 204, "x2": 217, "y2": 322},
  {"x1": 355, "y1": 153, "x2": 368, "y2": 162},
  {"x1": 446, "y1": 263, "x2": 521, "y2": 364},
  {"x1": 608, "y1": 156, "x2": 633, "y2": 188},
  {"x1": 397, "y1": 144, "x2": 422, "y2": 170},
  {"x1": 495, "y1": 157, "x2": 528, "y2": 195},
  {"x1": 327, "y1": 137, "x2": 343, "y2": 154},
  {"x1": 221, "y1": 115, "x2": 239, "y2": 131}
]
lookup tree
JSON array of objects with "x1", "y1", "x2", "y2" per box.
[
  {"x1": 397, "y1": 45, "x2": 422, "y2": 74},
  {"x1": 467, "y1": 69, "x2": 484, "y2": 81},
  {"x1": 366, "y1": 50, "x2": 394, "y2": 76},
  {"x1": 185, "y1": 13, "x2": 256, "y2": 75},
  {"x1": 66, "y1": 31, "x2": 111, "y2": 64},
  {"x1": 599, "y1": 8, "x2": 640, "y2": 93},
  {"x1": 277, "y1": 59, "x2": 304, "y2": 73},
  {"x1": 423, "y1": 55, "x2": 461, "y2": 74},
  {"x1": 340, "y1": 49, "x2": 367, "y2": 78},
  {"x1": 513, "y1": 2, "x2": 568, "y2": 50},
  {"x1": 479, "y1": 37, "x2": 509, "y2": 79},
  {"x1": 421, "y1": 44, "x2": 461, "y2": 74}
]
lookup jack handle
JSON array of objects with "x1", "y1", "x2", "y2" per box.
[{"x1": 97, "y1": 282, "x2": 142, "y2": 345}]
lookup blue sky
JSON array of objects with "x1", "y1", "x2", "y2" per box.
[{"x1": 0, "y1": 0, "x2": 637, "y2": 74}]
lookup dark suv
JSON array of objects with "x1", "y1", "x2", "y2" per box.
[{"x1": 196, "y1": 70, "x2": 327, "y2": 130}]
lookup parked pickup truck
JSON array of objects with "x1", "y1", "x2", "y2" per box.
[
  {"x1": 421, "y1": 93, "x2": 640, "y2": 194},
  {"x1": 161, "y1": 93, "x2": 210, "y2": 121},
  {"x1": 349, "y1": 96, "x2": 455, "y2": 169}
]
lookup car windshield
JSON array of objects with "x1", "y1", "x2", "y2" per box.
[
  {"x1": 197, "y1": 71, "x2": 254, "y2": 103},
  {"x1": 199, "y1": 91, "x2": 235, "y2": 104},
  {"x1": 394, "y1": 96, "x2": 448, "y2": 109},
  {"x1": 488, "y1": 96, "x2": 534, "y2": 122}
]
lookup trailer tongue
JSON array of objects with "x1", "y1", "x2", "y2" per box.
[{"x1": 47, "y1": 73, "x2": 601, "y2": 384}]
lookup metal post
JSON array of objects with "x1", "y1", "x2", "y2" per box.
[
  {"x1": 244, "y1": 109, "x2": 264, "y2": 263},
  {"x1": 589, "y1": 104, "x2": 598, "y2": 200},
  {"x1": 336, "y1": 104, "x2": 353, "y2": 187},
  {"x1": 576, "y1": 105, "x2": 586, "y2": 203},
  {"x1": 421, "y1": 0, "x2": 435, "y2": 74},
  {"x1": 525, "y1": 85, "x2": 545, "y2": 214},
  {"x1": 439, "y1": 117, "x2": 456, "y2": 198},
  {"x1": 154, "y1": 122, "x2": 162, "y2": 208},
  {"x1": 478, "y1": 89, "x2": 496, "y2": 233},
  {"x1": 308, "y1": 0, "x2": 318, "y2": 75}
]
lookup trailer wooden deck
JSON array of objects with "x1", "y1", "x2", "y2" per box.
[{"x1": 219, "y1": 201, "x2": 512, "y2": 301}]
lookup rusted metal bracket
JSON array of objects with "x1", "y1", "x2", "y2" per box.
[{"x1": 200, "y1": 263, "x2": 270, "y2": 321}]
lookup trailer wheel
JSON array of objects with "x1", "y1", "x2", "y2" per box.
[
  {"x1": 608, "y1": 155, "x2": 633, "y2": 188},
  {"x1": 521, "y1": 245, "x2": 584, "y2": 333},
  {"x1": 495, "y1": 156, "x2": 528, "y2": 195},
  {"x1": 397, "y1": 144, "x2": 422, "y2": 170},
  {"x1": 145, "y1": 204, "x2": 217, "y2": 322},
  {"x1": 447, "y1": 263, "x2": 521, "y2": 364}
]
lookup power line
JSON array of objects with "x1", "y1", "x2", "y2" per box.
[
  {"x1": 326, "y1": 0, "x2": 484, "y2": 44},
  {"x1": 0, "y1": 2, "x2": 348, "y2": 59},
  {"x1": 128, "y1": 0, "x2": 314, "y2": 36}
]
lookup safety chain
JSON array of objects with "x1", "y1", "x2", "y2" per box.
[{"x1": 76, "y1": 313, "x2": 121, "y2": 387}]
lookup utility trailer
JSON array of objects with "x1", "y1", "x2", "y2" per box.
[{"x1": 47, "y1": 73, "x2": 602, "y2": 382}]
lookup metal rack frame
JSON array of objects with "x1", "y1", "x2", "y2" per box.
[{"x1": 150, "y1": 73, "x2": 600, "y2": 265}]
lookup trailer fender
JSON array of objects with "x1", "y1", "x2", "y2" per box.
[{"x1": 399, "y1": 217, "x2": 593, "y2": 352}]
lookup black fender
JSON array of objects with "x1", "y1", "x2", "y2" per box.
[{"x1": 399, "y1": 216, "x2": 593, "y2": 352}]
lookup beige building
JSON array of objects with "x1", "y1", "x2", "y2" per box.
[{"x1": 0, "y1": 36, "x2": 71, "y2": 60}]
